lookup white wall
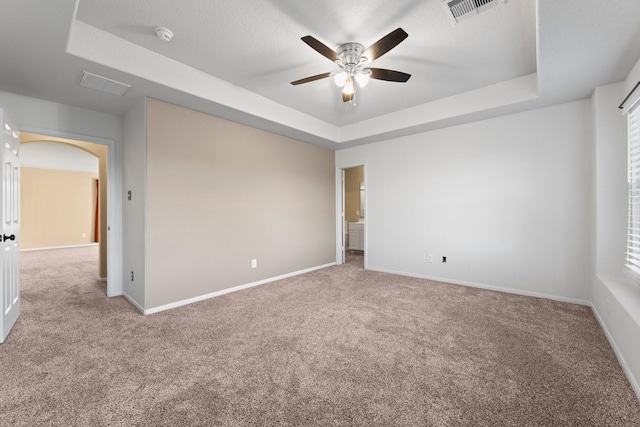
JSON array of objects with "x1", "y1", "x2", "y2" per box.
[
  {"x1": 122, "y1": 99, "x2": 147, "y2": 309},
  {"x1": 592, "y1": 83, "x2": 628, "y2": 279},
  {"x1": 0, "y1": 91, "x2": 122, "y2": 145},
  {"x1": 622, "y1": 57, "x2": 640, "y2": 113},
  {"x1": 0, "y1": 90, "x2": 124, "y2": 296},
  {"x1": 336, "y1": 100, "x2": 592, "y2": 303},
  {"x1": 591, "y1": 81, "x2": 640, "y2": 399}
]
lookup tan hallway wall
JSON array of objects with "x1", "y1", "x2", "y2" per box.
[{"x1": 21, "y1": 168, "x2": 98, "y2": 248}]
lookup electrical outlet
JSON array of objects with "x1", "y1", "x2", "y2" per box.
[
  {"x1": 605, "y1": 297, "x2": 611, "y2": 319},
  {"x1": 427, "y1": 254, "x2": 433, "y2": 263},
  {"x1": 251, "y1": 259, "x2": 257, "y2": 269},
  {"x1": 82, "y1": 232, "x2": 87, "y2": 238},
  {"x1": 442, "y1": 256, "x2": 447, "y2": 263}
]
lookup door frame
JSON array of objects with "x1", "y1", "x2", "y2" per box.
[
  {"x1": 20, "y1": 126, "x2": 122, "y2": 297},
  {"x1": 335, "y1": 163, "x2": 366, "y2": 267}
]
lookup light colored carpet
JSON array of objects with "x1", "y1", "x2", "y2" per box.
[{"x1": 1, "y1": 246, "x2": 638, "y2": 426}]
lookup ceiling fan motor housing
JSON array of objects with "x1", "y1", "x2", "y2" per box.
[{"x1": 337, "y1": 43, "x2": 366, "y2": 69}]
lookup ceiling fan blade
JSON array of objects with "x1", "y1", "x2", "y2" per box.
[
  {"x1": 301, "y1": 36, "x2": 340, "y2": 62},
  {"x1": 362, "y1": 28, "x2": 408, "y2": 62},
  {"x1": 369, "y1": 68, "x2": 411, "y2": 83},
  {"x1": 291, "y1": 72, "x2": 332, "y2": 85}
]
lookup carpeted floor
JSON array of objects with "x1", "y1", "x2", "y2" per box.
[{"x1": 1, "y1": 246, "x2": 639, "y2": 426}]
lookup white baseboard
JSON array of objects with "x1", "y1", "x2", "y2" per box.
[
  {"x1": 591, "y1": 303, "x2": 640, "y2": 401},
  {"x1": 366, "y1": 267, "x2": 592, "y2": 306},
  {"x1": 122, "y1": 292, "x2": 145, "y2": 314},
  {"x1": 21, "y1": 243, "x2": 99, "y2": 252},
  {"x1": 144, "y1": 262, "x2": 336, "y2": 315}
]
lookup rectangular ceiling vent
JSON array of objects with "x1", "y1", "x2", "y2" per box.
[
  {"x1": 443, "y1": 0, "x2": 506, "y2": 24},
  {"x1": 79, "y1": 71, "x2": 131, "y2": 96}
]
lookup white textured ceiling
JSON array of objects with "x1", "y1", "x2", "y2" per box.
[
  {"x1": 1, "y1": 0, "x2": 640, "y2": 149},
  {"x1": 75, "y1": 0, "x2": 537, "y2": 127}
]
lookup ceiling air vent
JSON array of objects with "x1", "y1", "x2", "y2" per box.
[
  {"x1": 78, "y1": 71, "x2": 131, "y2": 96},
  {"x1": 443, "y1": 0, "x2": 506, "y2": 24}
]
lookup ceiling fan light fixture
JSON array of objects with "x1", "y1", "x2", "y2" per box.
[
  {"x1": 334, "y1": 71, "x2": 348, "y2": 87},
  {"x1": 355, "y1": 72, "x2": 370, "y2": 88},
  {"x1": 343, "y1": 77, "x2": 355, "y2": 96}
]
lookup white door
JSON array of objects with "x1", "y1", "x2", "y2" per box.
[{"x1": 0, "y1": 109, "x2": 20, "y2": 343}]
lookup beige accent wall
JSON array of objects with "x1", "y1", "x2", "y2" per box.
[
  {"x1": 21, "y1": 133, "x2": 108, "y2": 278},
  {"x1": 145, "y1": 98, "x2": 335, "y2": 309},
  {"x1": 21, "y1": 168, "x2": 98, "y2": 249},
  {"x1": 345, "y1": 166, "x2": 364, "y2": 223}
]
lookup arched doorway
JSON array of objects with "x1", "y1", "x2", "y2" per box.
[{"x1": 20, "y1": 133, "x2": 108, "y2": 286}]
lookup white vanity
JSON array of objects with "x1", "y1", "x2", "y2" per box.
[{"x1": 348, "y1": 222, "x2": 365, "y2": 252}]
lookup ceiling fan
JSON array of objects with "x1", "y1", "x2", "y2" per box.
[{"x1": 291, "y1": 28, "x2": 411, "y2": 105}]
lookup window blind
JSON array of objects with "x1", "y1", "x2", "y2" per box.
[{"x1": 627, "y1": 104, "x2": 640, "y2": 277}]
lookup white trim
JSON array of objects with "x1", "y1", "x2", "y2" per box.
[
  {"x1": 621, "y1": 89, "x2": 640, "y2": 115},
  {"x1": 591, "y1": 303, "x2": 640, "y2": 401},
  {"x1": 335, "y1": 167, "x2": 345, "y2": 266},
  {"x1": 20, "y1": 243, "x2": 99, "y2": 251},
  {"x1": 144, "y1": 262, "x2": 336, "y2": 315},
  {"x1": 367, "y1": 266, "x2": 592, "y2": 306},
  {"x1": 335, "y1": 163, "x2": 367, "y2": 267},
  {"x1": 598, "y1": 275, "x2": 640, "y2": 326}
]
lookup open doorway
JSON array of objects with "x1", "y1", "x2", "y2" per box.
[
  {"x1": 337, "y1": 165, "x2": 365, "y2": 268},
  {"x1": 20, "y1": 133, "x2": 108, "y2": 291}
]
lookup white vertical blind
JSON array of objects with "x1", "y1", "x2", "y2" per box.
[{"x1": 626, "y1": 104, "x2": 640, "y2": 277}]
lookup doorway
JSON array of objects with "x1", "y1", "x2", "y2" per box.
[
  {"x1": 20, "y1": 132, "x2": 109, "y2": 292},
  {"x1": 337, "y1": 165, "x2": 365, "y2": 267}
]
